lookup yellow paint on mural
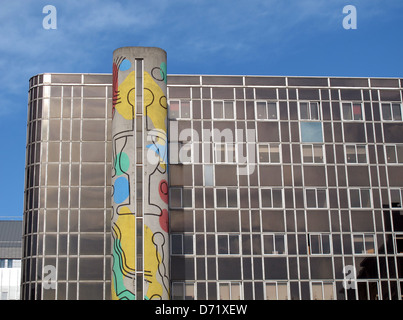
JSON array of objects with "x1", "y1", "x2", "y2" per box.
[
  {"x1": 115, "y1": 71, "x2": 136, "y2": 120},
  {"x1": 144, "y1": 224, "x2": 163, "y2": 299},
  {"x1": 113, "y1": 212, "x2": 136, "y2": 275},
  {"x1": 143, "y1": 71, "x2": 167, "y2": 133}
]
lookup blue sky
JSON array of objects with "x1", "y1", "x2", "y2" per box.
[{"x1": 0, "y1": 0, "x2": 402, "y2": 220}]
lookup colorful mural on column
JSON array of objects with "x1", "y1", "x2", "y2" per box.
[{"x1": 111, "y1": 47, "x2": 169, "y2": 300}]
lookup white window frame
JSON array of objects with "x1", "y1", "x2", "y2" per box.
[
  {"x1": 216, "y1": 234, "x2": 240, "y2": 255},
  {"x1": 265, "y1": 281, "x2": 289, "y2": 300},
  {"x1": 215, "y1": 187, "x2": 238, "y2": 208},
  {"x1": 311, "y1": 281, "x2": 335, "y2": 300},
  {"x1": 298, "y1": 101, "x2": 321, "y2": 121},
  {"x1": 258, "y1": 143, "x2": 281, "y2": 163},
  {"x1": 341, "y1": 102, "x2": 364, "y2": 121},
  {"x1": 212, "y1": 100, "x2": 235, "y2": 120},
  {"x1": 171, "y1": 234, "x2": 194, "y2": 255},
  {"x1": 214, "y1": 142, "x2": 237, "y2": 163},
  {"x1": 301, "y1": 144, "x2": 325, "y2": 164},
  {"x1": 309, "y1": 233, "x2": 332, "y2": 255},
  {"x1": 348, "y1": 188, "x2": 372, "y2": 208},
  {"x1": 218, "y1": 282, "x2": 242, "y2": 300},
  {"x1": 260, "y1": 188, "x2": 284, "y2": 209},
  {"x1": 381, "y1": 102, "x2": 403, "y2": 121},
  {"x1": 390, "y1": 188, "x2": 403, "y2": 208},
  {"x1": 169, "y1": 187, "x2": 193, "y2": 209},
  {"x1": 171, "y1": 282, "x2": 195, "y2": 300},
  {"x1": 304, "y1": 188, "x2": 328, "y2": 209},
  {"x1": 255, "y1": 101, "x2": 279, "y2": 120},
  {"x1": 345, "y1": 144, "x2": 368, "y2": 164},
  {"x1": 385, "y1": 144, "x2": 403, "y2": 164},
  {"x1": 262, "y1": 233, "x2": 287, "y2": 255},
  {"x1": 352, "y1": 233, "x2": 376, "y2": 255},
  {"x1": 168, "y1": 99, "x2": 192, "y2": 119}
]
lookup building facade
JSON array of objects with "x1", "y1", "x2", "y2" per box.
[
  {"x1": 22, "y1": 47, "x2": 403, "y2": 300},
  {"x1": 0, "y1": 220, "x2": 22, "y2": 300}
]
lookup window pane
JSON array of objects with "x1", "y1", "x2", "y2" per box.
[
  {"x1": 231, "y1": 283, "x2": 241, "y2": 300},
  {"x1": 172, "y1": 283, "x2": 183, "y2": 300},
  {"x1": 277, "y1": 283, "x2": 288, "y2": 300},
  {"x1": 386, "y1": 146, "x2": 397, "y2": 163},
  {"x1": 310, "y1": 235, "x2": 320, "y2": 254},
  {"x1": 302, "y1": 145, "x2": 313, "y2": 163},
  {"x1": 170, "y1": 188, "x2": 182, "y2": 208},
  {"x1": 382, "y1": 103, "x2": 392, "y2": 120},
  {"x1": 353, "y1": 235, "x2": 364, "y2": 254},
  {"x1": 226, "y1": 144, "x2": 236, "y2": 163},
  {"x1": 323, "y1": 283, "x2": 334, "y2": 300},
  {"x1": 353, "y1": 103, "x2": 362, "y2": 120},
  {"x1": 397, "y1": 146, "x2": 403, "y2": 163},
  {"x1": 183, "y1": 235, "x2": 194, "y2": 254},
  {"x1": 392, "y1": 103, "x2": 402, "y2": 120},
  {"x1": 342, "y1": 103, "x2": 352, "y2": 120},
  {"x1": 306, "y1": 189, "x2": 316, "y2": 208},
  {"x1": 313, "y1": 145, "x2": 323, "y2": 163},
  {"x1": 227, "y1": 189, "x2": 238, "y2": 208},
  {"x1": 181, "y1": 101, "x2": 191, "y2": 119},
  {"x1": 268, "y1": 102, "x2": 277, "y2": 119},
  {"x1": 265, "y1": 283, "x2": 276, "y2": 300},
  {"x1": 300, "y1": 102, "x2": 309, "y2": 119},
  {"x1": 229, "y1": 235, "x2": 239, "y2": 254},
  {"x1": 214, "y1": 101, "x2": 223, "y2": 119},
  {"x1": 218, "y1": 235, "x2": 228, "y2": 254},
  {"x1": 356, "y1": 145, "x2": 366, "y2": 163},
  {"x1": 317, "y1": 190, "x2": 327, "y2": 208},
  {"x1": 263, "y1": 235, "x2": 274, "y2": 254},
  {"x1": 312, "y1": 283, "x2": 323, "y2": 300},
  {"x1": 346, "y1": 146, "x2": 356, "y2": 163},
  {"x1": 224, "y1": 101, "x2": 234, "y2": 119},
  {"x1": 185, "y1": 283, "x2": 194, "y2": 300},
  {"x1": 216, "y1": 189, "x2": 227, "y2": 207},
  {"x1": 261, "y1": 189, "x2": 272, "y2": 208},
  {"x1": 270, "y1": 144, "x2": 280, "y2": 163},
  {"x1": 219, "y1": 283, "x2": 230, "y2": 300},
  {"x1": 322, "y1": 235, "x2": 331, "y2": 254},
  {"x1": 350, "y1": 189, "x2": 360, "y2": 208},
  {"x1": 364, "y1": 235, "x2": 375, "y2": 253},
  {"x1": 182, "y1": 188, "x2": 193, "y2": 207},
  {"x1": 360, "y1": 189, "x2": 371, "y2": 208},
  {"x1": 275, "y1": 235, "x2": 285, "y2": 254},
  {"x1": 256, "y1": 102, "x2": 267, "y2": 119},
  {"x1": 300, "y1": 122, "x2": 323, "y2": 143},
  {"x1": 272, "y1": 189, "x2": 283, "y2": 208},
  {"x1": 204, "y1": 165, "x2": 214, "y2": 186},
  {"x1": 169, "y1": 101, "x2": 180, "y2": 119},
  {"x1": 310, "y1": 102, "x2": 319, "y2": 120},
  {"x1": 259, "y1": 145, "x2": 269, "y2": 162}
]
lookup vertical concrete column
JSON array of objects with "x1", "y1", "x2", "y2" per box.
[{"x1": 111, "y1": 47, "x2": 169, "y2": 300}]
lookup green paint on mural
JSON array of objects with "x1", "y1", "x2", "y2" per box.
[
  {"x1": 160, "y1": 62, "x2": 167, "y2": 83},
  {"x1": 112, "y1": 239, "x2": 136, "y2": 300},
  {"x1": 114, "y1": 152, "x2": 130, "y2": 176}
]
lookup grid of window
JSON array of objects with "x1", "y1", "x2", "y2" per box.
[
  {"x1": 22, "y1": 74, "x2": 112, "y2": 300},
  {"x1": 167, "y1": 75, "x2": 403, "y2": 301}
]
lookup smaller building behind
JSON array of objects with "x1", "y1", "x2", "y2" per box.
[{"x1": 0, "y1": 220, "x2": 22, "y2": 300}]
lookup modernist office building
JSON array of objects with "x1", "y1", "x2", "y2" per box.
[{"x1": 22, "y1": 47, "x2": 403, "y2": 300}]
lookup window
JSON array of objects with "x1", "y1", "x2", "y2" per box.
[
  {"x1": 305, "y1": 188, "x2": 327, "y2": 208},
  {"x1": 256, "y1": 101, "x2": 278, "y2": 120},
  {"x1": 204, "y1": 164, "x2": 214, "y2": 186},
  {"x1": 263, "y1": 234, "x2": 286, "y2": 254},
  {"x1": 342, "y1": 102, "x2": 363, "y2": 121},
  {"x1": 390, "y1": 188, "x2": 403, "y2": 208},
  {"x1": 260, "y1": 188, "x2": 283, "y2": 208},
  {"x1": 217, "y1": 234, "x2": 240, "y2": 254},
  {"x1": 353, "y1": 234, "x2": 376, "y2": 254},
  {"x1": 265, "y1": 282, "x2": 288, "y2": 300},
  {"x1": 169, "y1": 187, "x2": 193, "y2": 208},
  {"x1": 171, "y1": 234, "x2": 194, "y2": 255},
  {"x1": 215, "y1": 188, "x2": 238, "y2": 208},
  {"x1": 345, "y1": 144, "x2": 367, "y2": 164},
  {"x1": 218, "y1": 282, "x2": 241, "y2": 300},
  {"x1": 302, "y1": 144, "x2": 324, "y2": 163},
  {"x1": 172, "y1": 282, "x2": 195, "y2": 300},
  {"x1": 349, "y1": 188, "x2": 371, "y2": 208},
  {"x1": 300, "y1": 122, "x2": 323, "y2": 143},
  {"x1": 356, "y1": 281, "x2": 380, "y2": 300},
  {"x1": 169, "y1": 100, "x2": 191, "y2": 119},
  {"x1": 381, "y1": 103, "x2": 402, "y2": 121},
  {"x1": 169, "y1": 141, "x2": 192, "y2": 164},
  {"x1": 213, "y1": 100, "x2": 235, "y2": 120},
  {"x1": 385, "y1": 145, "x2": 403, "y2": 164},
  {"x1": 214, "y1": 143, "x2": 236, "y2": 163},
  {"x1": 394, "y1": 233, "x2": 403, "y2": 254},
  {"x1": 299, "y1": 101, "x2": 320, "y2": 120},
  {"x1": 309, "y1": 234, "x2": 331, "y2": 254},
  {"x1": 258, "y1": 143, "x2": 280, "y2": 163},
  {"x1": 311, "y1": 282, "x2": 334, "y2": 300},
  {"x1": 0, "y1": 259, "x2": 5, "y2": 268}
]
